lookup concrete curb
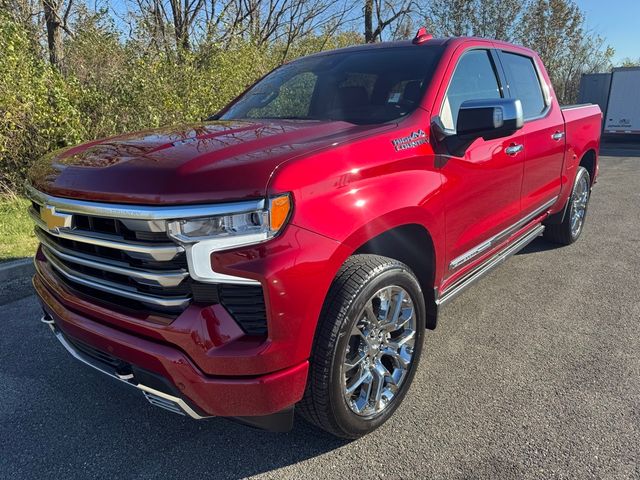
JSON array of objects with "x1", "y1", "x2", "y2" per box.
[{"x1": 0, "y1": 258, "x2": 35, "y2": 282}]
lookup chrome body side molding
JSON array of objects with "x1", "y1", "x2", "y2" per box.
[
  {"x1": 438, "y1": 224, "x2": 545, "y2": 306},
  {"x1": 449, "y1": 196, "x2": 558, "y2": 271}
]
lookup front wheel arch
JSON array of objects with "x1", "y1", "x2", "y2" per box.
[{"x1": 353, "y1": 224, "x2": 438, "y2": 329}]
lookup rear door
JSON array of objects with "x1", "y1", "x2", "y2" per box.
[
  {"x1": 497, "y1": 50, "x2": 565, "y2": 214},
  {"x1": 435, "y1": 47, "x2": 525, "y2": 276}
]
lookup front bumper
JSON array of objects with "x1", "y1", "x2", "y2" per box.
[
  {"x1": 35, "y1": 273, "x2": 308, "y2": 423},
  {"x1": 40, "y1": 312, "x2": 208, "y2": 419}
]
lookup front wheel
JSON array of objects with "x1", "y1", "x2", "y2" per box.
[
  {"x1": 544, "y1": 166, "x2": 591, "y2": 245},
  {"x1": 298, "y1": 254, "x2": 426, "y2": 439}
]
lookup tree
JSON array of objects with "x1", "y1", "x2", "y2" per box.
[
  {"x1": 470, "y1": 0, "x2": 524, "y2": 41},
  {"x1": 620, "y1": 57, "x2": 640, "y2": 67},
  {"x1": 425, "y1": 0, "x2": 525, "y2": 40},
  {"x1": 130, "y1": 0, "x2": 207, "y2": 58},
  {"x1": 517, "y1": 0, "x2": 613, "y2": 103},
  {"x1": 423, "y1": 0, "x2": 613, "y2": 104},
  {"x1": 128, "y1": 0, "x2": 354, "y2": 61},
  {"x1": 424, "y1": 0, "x2": 473, "y2": 37},
  {"x1": 42, "y1": 0, "x2": 74, "y2": 68},
  {"x1": 364, "y1": 0, "x2": 414, "y2": 43}
]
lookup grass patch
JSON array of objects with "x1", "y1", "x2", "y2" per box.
[{"x1": 0, "y1": 196, "x2": 37, "y2": 261}]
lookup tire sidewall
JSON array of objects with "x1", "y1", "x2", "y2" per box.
[
  {"x1": 569, "y1": 166, "x2": 591, "y2": 241},
  {"x1": 327, "y1": 266, "x2": 426, "y2": 437}
]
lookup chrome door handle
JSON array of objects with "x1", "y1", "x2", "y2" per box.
[
  {"x1": 505, "y1": 144, "x2": 524, "y2": 155},
  {"x1": 551, "y1": 131, "x2": 565, "y2": 141}
]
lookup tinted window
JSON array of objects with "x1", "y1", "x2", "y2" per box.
[
  {"x1": 246, "y1": 72, "x2": 317, "y2": 119},
  {"x1": 500, "y1": 52, "x2": 546, "y2": 119},
  {"x1": 441, "y1": 50, "x2": 502, "y2": 131},
  {"x1": 221, "y1": 46, "x2": 444, "y2": 125}
]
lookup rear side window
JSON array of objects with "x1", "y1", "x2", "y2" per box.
[
  {"x1": 441, "y1": 50, "x2": 502, "y2": 131},
  {"x1": 500, "y1": 52, "x2": 546, "y2": 119}
]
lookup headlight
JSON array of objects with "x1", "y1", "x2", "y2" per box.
[{"x1": 166, "y1": 194, "x2": 291, "y2": 249}]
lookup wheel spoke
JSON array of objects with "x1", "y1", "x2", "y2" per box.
[
  {"x1": 363, "y1": 304, "x2": 379, "y2": 326},
  {"x1": 381, "y1": 292, "x2": 413, "y2": 332},
  {"x1": 351, "y1": 322, "x2": 367, "y2": 341},
  {"x1": 372, "y1": 364, "x2": 386, "y2": 407},
  {"x1": 346, "y1": 368, "x2": 372, "y2": 395},
  {"x1": 382, "y1": 346, "x2": 411, "y2": 369},
  {"x1": 390, "y1": 289, "x2": 404, "y2": 322},
  {"x1": 387, "y1": 329, "x2": 415, "y2": 349},
  {"x1": 344, "y1": 352, "x2": 366, "y2": 371}
]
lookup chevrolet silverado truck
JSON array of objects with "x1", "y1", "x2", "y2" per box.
[{"x1": 27, "y1": 31, "x2": 602, "y2": 438}]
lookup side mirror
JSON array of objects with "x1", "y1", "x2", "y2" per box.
[{"x1": 442, "y1": 98, "x2": 524, "y2": 156}]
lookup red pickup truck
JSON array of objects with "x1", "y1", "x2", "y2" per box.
[{"x1": 28, "y1": 32, "x2": 601, "y2": 438}]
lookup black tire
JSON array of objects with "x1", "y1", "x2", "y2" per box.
[
  {"x1": 298, "y1": 254, "x2": 426, "y2": 439},
  {"x1": 544, "y1": 166, "x2": 591, "y2": 245}
]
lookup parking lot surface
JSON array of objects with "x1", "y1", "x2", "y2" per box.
[{"x1": 1, "y1": 153, "x2": 638, "y2": 479}]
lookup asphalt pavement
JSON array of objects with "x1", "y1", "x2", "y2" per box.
[{"x1": 1, "y1": 153, "x2": 639, "y2": 479}]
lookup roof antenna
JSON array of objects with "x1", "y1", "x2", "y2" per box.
[{"x1": 413, "y1": 27, "x2": 433, "y2": 45}]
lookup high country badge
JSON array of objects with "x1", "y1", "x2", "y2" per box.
[{"x1": 391, "y1": 129, "x2": 428, "y2": 151}]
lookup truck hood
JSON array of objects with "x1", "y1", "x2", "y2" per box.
[{"x1": 29, "y1": 120, "x2": 384, "y2": 205}]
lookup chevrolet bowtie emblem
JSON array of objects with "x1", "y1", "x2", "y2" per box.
[{"x1": 40, "y1": 205, "x2": 72, "y2": 231}]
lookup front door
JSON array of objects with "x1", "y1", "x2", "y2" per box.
[{"x1": 435, "y1": 47, "x2": 525, "y2": 278}]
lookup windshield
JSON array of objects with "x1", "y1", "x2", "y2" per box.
[{"x1": 220, "y1": 46, "x2": 444, "y2": 125}]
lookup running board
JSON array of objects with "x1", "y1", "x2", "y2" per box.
[{"x1": 436, "y1": 224, "x2": 545, "y2": 306}]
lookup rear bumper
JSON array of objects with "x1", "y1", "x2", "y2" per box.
[{"x1": 35, "y1": 273, "x2": 309, "y2": 420}]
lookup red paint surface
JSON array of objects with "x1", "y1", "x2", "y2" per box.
[{"x1": 30, "y1": 37, "x2": 601, "y2": 417}]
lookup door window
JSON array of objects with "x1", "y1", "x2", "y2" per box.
[
  {"x1": 441, "y1": 50, "x2": 502, "y2": 131},
  {"x1": 500, "y1": 52, "x2": 546, "y2": 119}
]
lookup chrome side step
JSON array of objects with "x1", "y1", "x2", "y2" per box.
[
  {"x1": 40, "y1": 314, "x2": 210, "y2": 420},
  {"x1": 437, "y1": 224, "x2": 545, "y2": 306}
]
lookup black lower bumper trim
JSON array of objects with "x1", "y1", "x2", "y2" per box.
[{"x1": 232, "y1": 407, "x2": 295, "y2": 433}]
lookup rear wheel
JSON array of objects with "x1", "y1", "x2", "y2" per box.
[
  {"x1": 298, "y1": 254, "x2": 426, "y2": 439},
  {"x1": 544, "y1": 166, "x2": 591, "y2": 245}
]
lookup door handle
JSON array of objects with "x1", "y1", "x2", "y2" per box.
[
  {"x1": 505, "y1": 144, "x2": 524, "y2": 156},
  {"x1": 551, "y1": 131, "x2": 565, "y2": 141}
]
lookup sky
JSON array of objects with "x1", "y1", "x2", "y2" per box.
[
  {"x1": 575, "y1": 0, "x2": 640, "y2": 63},
  {"x1": 106, "y1": 0, "x2": 638, "y2": 64}
]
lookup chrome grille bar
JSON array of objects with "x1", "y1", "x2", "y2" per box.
[
  {"x1": 26, "y1": 183, "x2": 264, "y2": 220},
  {"x1": 28, "y1": 207, "x2": 182, "y2": 262},
  {"x1": 41, "y1": 247, "x2": 191, "y2": 308},
  {"x1": 35, "y1": 229, "x2": 189, "y2": 288}
]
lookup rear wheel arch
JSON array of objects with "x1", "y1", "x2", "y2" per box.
[
  {"x1": 546, "y1": 149, "x2": 597, "y2": 226},
  {"x1": 580, "y1": 149, "x2": 597, "y2": 186}
]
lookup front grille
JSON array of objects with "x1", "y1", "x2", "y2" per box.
[
  {"x1": 29, "y1": 193, "x2": 268, "y2": 335},
  {"x1": 31, "y1": 202, "x2": 191, "y2": 317}
]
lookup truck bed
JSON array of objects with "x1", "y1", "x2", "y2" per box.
[{"x1": 562, "y1": 104, "x2": 602, "y2": 177}]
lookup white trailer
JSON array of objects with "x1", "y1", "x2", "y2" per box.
[{"x1": 604, "y1": 67, "x2": 640, "y2": 135}]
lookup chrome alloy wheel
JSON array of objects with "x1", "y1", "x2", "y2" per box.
[
  {"x1": 570, "y1": 172, "x2": 590, "y2": 238},
  {"x1": 341, "y1": 285, "x2": 416, "y2": 417}
]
